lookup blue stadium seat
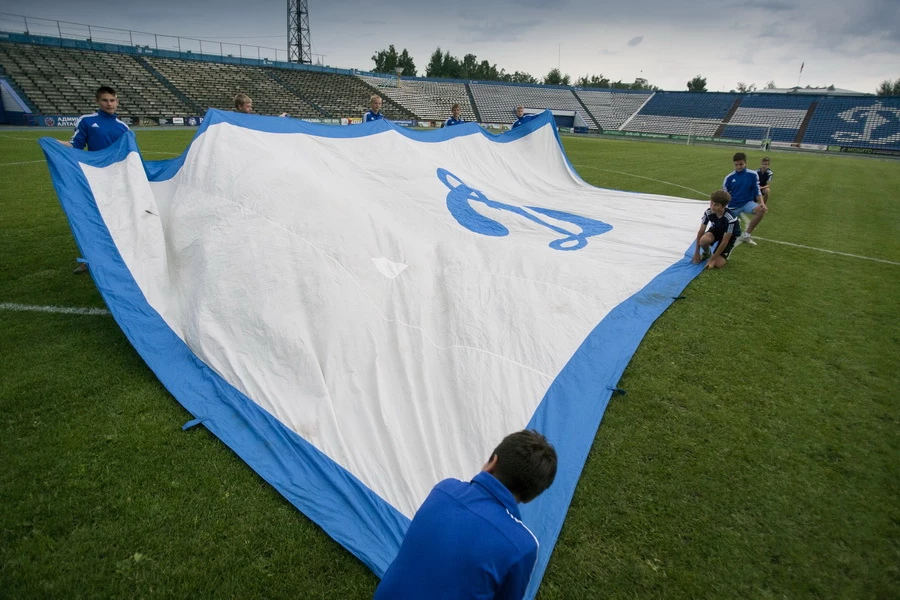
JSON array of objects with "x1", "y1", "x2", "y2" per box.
[{"x1": 803, "y1": 96, "x2": 900, "y2": 150}]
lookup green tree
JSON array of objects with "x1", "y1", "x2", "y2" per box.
[
  {"x1": 423, "y1": 47, "x2": 527, "y2": 82},
  {"x1": 425, "y1": 47, "x2": 443, "y2": 77},
  {"x1": 765, "y1": 80, "x2": 777, "y2": 89},
  {"x1": 575, "y1": 74, "x2": 610, "y2": 88},
  {"x1": 687, "y1": 75, "x2": 707, "y2": 92},
  {"x1": 473, "y1": 59, "x2": 501, "y2": 80},
  {"x1": 543, "y1": 68, "x2": 571, "y2": 86},
  {"x1": 736, "y1": 82, "x2": 757, "y2": 93},
  {"x1": 442, "y1": 50, "x2": 461, "y2": 78},
  {"x1": 371, "y1": 45, "x2": 416, "y2": 76},
  {"x1": 397, "y1": 48, "x2": 416, "y2": 77},
  {"x1": 461, "y1": 53, "x2": 478, "y2": 78},
  {"x1": 876, "y1": 78, "x2": 900, "y2": 96},
  {"x1": 501, "y1": 71, "x2": 538, "y2": 84},
  {"x1": 609, "y1": 79, "x2": 656, "y2": 91}
]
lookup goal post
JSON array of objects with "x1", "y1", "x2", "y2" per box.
[{"x1": 687, "y1": 120, "x2": 772, "y2": 148}]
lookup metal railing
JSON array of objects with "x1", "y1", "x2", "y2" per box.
[{"x1": 0, "y1": 12, "x2": 326, "y2": 64}]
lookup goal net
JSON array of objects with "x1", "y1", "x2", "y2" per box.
[{"x1": 687, "y1": 120, "x2": 772, "y2": 148}]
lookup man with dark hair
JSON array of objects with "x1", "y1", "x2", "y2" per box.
[
  {"x1": 374, "y1": 430, "x2": 558, "y2": 600},
  {"x1": 723, "y1": 151, "x2": 766, "y2": 246},
  {"x1": 61, "y1": 85, "x2": 131, "y2": 273},
  {"x1": 692, "y1": 190, "x2": 740, "y2": 269},
  {"x1": 63, "y1": 86, "x2": 130, "y2": 152}
]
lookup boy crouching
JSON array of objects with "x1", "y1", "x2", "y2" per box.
[{"x1": 693, "y1": 190, "x2": 741, "y2": 269}]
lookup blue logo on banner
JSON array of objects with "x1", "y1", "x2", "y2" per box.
[{"x1": 437, "y1": 168, "x2": 611, "y2": 251}]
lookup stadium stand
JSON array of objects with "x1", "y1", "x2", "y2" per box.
[
  {"x1": 800, "y1": 96, "x2": 900, "y2": 149},
  {"x1": 2, "y1": 37, "x2": 897, "y2": 152},
  {"x1": 721, "y1": 94, "x2": 819, "y2": 142},
  {"x1": 274, "y1": 69, "x2": 416, "y2": 120},
  {"x1": 469, "y1": 82, "x2": 597, "y2": 129},
  {"x1": 358, "y1": 74, "x2": 476, "y2": 122},
  {"x1": 574, "y1": 89, "x2": 652, "y2": 130},
  {"x1": 0, "y1": 42, "x2": 194, "y2": 118},
  {"x1": 145, "y1": 58, "x2": 319, "y2": 117},
  {"x1": 625, "y1": 91, "x2": 739, "y2": 136}
]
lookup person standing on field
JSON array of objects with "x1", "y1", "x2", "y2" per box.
[{"x1": 61, "y1": 85, "x2": 130, "y2": 274}]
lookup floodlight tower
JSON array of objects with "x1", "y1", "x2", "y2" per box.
[{"x1": 287, "y1": 0, "x2": 312, "y2": 64}]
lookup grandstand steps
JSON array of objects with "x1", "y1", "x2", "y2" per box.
[
  {"x1": 571, "y1": 92, "x2": 602, "y2": 131},
  {"x1": 264, "y1": 69, "x2": 330, "y2": 118},
  {"x1": 0, "y1": 69, "x2": 37, "y2": 114},
  {"x1": 2, "y1": 39, "x2": 897, "y2": 151},
  {"x1": 356, "y1": 77, "x2": 420, "y2": 120},
  {"x1": 714, "y1": 98, "x2": 743, "y2": 137},
  {"x1": 464, "y1": 84, "x2": 482, "y2": 123},
  {"x1": 795, "y1": 101, "x2": 818, "y2": 145},
  {"x1": 619, "y1": 91, "x2": 655, "y2": 130},
  {"x1": 134, "y1": 56, "x2": 202, "y2": 115}
]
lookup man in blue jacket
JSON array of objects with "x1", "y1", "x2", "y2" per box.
[
  {"x1": 723, "y1": 152, "x2": 767, "y2": 246},
  {"x1": 62, "y1": 85, "x2": 131, "y2": 273},
  {"x1": 374, "y1": 430, "x2": 558, "y2": 600}
]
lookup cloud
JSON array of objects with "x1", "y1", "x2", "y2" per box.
[
  {"x1": 598, "y1": 49, "x2": 618, "y2": 56},
  {"x1": 741, "y1": 0, "x2": 793, "y2": 10},
  {"x1": 511, "y1": 0, "x2": 566, "y2": 7},
  {"x1": 463, "y1": 19, "x2": 542, "y2": 43},
  {"x1": 756, "y1": 22, "x2": 793, "y2": 39},
  {"x1": 626, "y1": 36, "x2": 644, "y2": 47}
]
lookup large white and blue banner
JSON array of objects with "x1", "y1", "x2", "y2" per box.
[{"x1": 40, "y1": 109, "x2": 705, "y2": 598}]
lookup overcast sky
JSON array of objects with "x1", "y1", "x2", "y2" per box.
[{"x1": 2, "y1": 0, "x2": 898, "y2": 93}]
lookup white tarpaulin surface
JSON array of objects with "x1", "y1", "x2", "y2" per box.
[{"x1": 40, "y1": 110, "x2": 706, "y2": 598}]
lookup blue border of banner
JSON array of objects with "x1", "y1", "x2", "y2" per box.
[{"x1": 39, "y1": 113, "x2": 703, "y2": 598}]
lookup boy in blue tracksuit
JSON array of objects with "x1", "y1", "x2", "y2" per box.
[
  {"x1": 693, "y1": 190, "x2": 741, "y2": 269},
  {"x1": 443, "y1": 103, "x2": 465, "y2": 127},
  {"x1": 374, "y1": 430, "x2": 558, "y2": 600},
  {"x1": 723, "y1": 152, "x2": 767, "y2": 246},
  {"x1": 364, "y1": 95, "x2": 385, "y2": 122},
  {"x1": 64, "y1": 85, "x2": 130, "y2": 152},
  {"x1": 62, "y1": 85, "x2": 131, "y2": 273},
  {"x1": 511, "y1": 105, "x2": 537, "y2": 129}
]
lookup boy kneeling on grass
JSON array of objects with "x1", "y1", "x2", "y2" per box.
[{"x1": 693, "y1": 190, "x2": 741, "y2": 269}]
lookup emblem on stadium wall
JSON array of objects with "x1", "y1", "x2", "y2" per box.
[
  {"x1": 833, "y1": 102, "x2": 900, "y2": 145},
  {"x1": 437, "y1": 168, "x2": 612, "y2": 251}
]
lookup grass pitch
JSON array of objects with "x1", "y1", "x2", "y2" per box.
[{"x1": 1, "y1": 128, "x2": 898, "y2": 599}]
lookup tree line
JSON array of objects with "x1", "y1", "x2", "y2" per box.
[
  {"x1": 371, "y1": 45, "x2": 656, "y2": 90},
  {"x1": 877, "y1": 78, "x2": 900, "y2": 96},
  {"x1": 372, "y1": 46, "x2": 899, "y2": 96}
]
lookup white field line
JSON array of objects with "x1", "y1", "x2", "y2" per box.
[
  {"x1": 0, "y1": 159, "x2": 45, "y2": 166},
  {"x1": 572, "y1": 165, "x2": 898, "y2": 266},
  {"x1": 752, "y1": 238, "x2": 900, "y2": 266},
  {"x1": 571, "y1": 164, "x2": 710, "y2": 198},
  {"x1": 0, "y1": 152, "x2": 176, "y2": 168},
  {"x1": 0, "y1": 134, "x2": 51, "y2": 142},
  {"x1": 0, "y1": 302, "x2": 110, "y2": 316}
]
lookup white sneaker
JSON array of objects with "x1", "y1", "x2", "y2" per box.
[{"x1": 740, "y1": 232, "x2": 757, "y2": 246}]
